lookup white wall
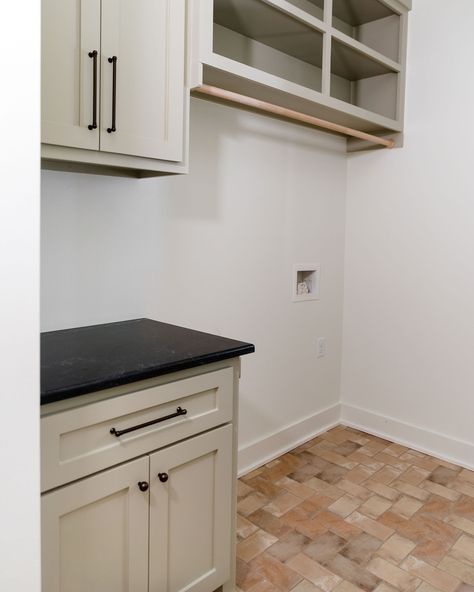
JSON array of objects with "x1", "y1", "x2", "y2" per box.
[
  {"x1": 0, "y1": 2, "x2": 41, "y2": 590},
  {"x1": 41, "y1": 98, "x2": 347, "y2": 469},
  {"x1": 341, "y1": 0, "x2": 474, "y2": 467}
]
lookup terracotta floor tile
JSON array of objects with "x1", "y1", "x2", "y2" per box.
[
  {"x1": 422, "y1": 481, "x2": 461, "y2": 502},
  {"x1": 429, "y1": 467, "x2": 461, "y2": 487},
  {"x1": 333, "y1": 581, "x2": 367, "y2": 592},
  {"x1": 248, "y1": 509, "x2": 293, "y2": 539},
  {"x1": 420, "y1": 496, "x2": 454, "y2": 519},
  {"x1": 251, "y1": 552, "x2": 303, "y2": 592},
  {"x1": 236, "y1": 557, "x2": 262, "y2": 591},
  {"x1": 237, "y1": 530, "x2": 279, "y2": 562},
  {"x1": 459, "y1": 470, "x2": 474, "y2": 485},
  {"x1": 238, "y1": 492, "x2": 270, "y2": 516},
  {"x1": 412, "y1": 538, "x2": 454, "y2": 566},
  {"x1": 301, "y1": 493, "x2": 338, "y2": 514},
  {"x1": 238, "y1": 480, "x2": 255, "y2": 500},
  {"x1": 329, "y1": 495, "x2": 364, "y2": 518},
  {"x1": 237, "y1": 514, "x2": 259, "y2": 540},
  {"x1": 247, "y1": 580, "x2": 281, "y2": 592},
  {"x1": 444, "y1": 515, "x2": 474, "y2": 537},
  {"x1": 391, "y1": 496, "x2": 424, "y2": 519},
  {"x1": 263, "y1": 491, "x2": 302, "y2": 518},
  {"x1": 345, "y1": 466, "x2": 378, "y2": 485},
  {"x1": 401, "y1": 555, "x2": 460, "y2": 592},
  {"x1": 367, "y1": 557, "x2": 420, "y2": 591},
  {"x1": 454, "y1": 497, "x2": 474, "y2": 521},
  {"x1": 246, "y1": 475, "x2": 283, "y2": 498},
  {"x1": 397, "y1": 466, "x2": 431, "y2": 486},
  {"x1": 370, "y1": 467, "x2": 402, "y2": 486},
  {"x1": 452, "y1": 480, "x2": 474, "y2": 499},
  {"x1": 377, "y1": 534, "x2": 416, "y2": 564},
  {"x1": 317, "y1": 449, "x2": 360, "y2": 470},
  {"x1": 365, "y1": 482, "x2": 400, "y2": 502},
  {"x1": 377, "y1": 510, "x2": 408, "y2": 531},
  {"x1": 336, "y1": 479, "x2": 372, "y2": 501},
  {"x1": 438, "y1": 556, "x2": 474, "y2": 585},
  {"x1": 291, "y1": 579, "x2": 324, "y2": 592},
  {"x1": 450, "y1": 534, "x2": 474, "y2": 566},
  {"x1": 275, "y1": 477, "x2": 316, "y2": 500},
  {"x1": 287, "y1": 553, "x2": 342, "y2": 591},
  {"x1": 304, "y1": 532, "x2": 346, "y2": 564},
  {"x1": 359, "y1": 496, "x2": 393, "y2": 519},
  {"x1": 373, "y1": 453, "x2": 411, "y2": 473},
  {"x1": 346, "y1": 512, "x2": 395, "y2": 541},
  {"x1": 266, "y1": 530, "x2": 310, "y2": 563},
  {"x1": 391, "y1": 481, "x2": 430, "y2": 502},
  {"x1": 341, "y1": 533, "x2": 383, "y2": 566},
  {"x1": 325, "y1": 554, "x2": 381, "y2": 591},
  {"x1": 305, "y1": 477, "x2": 346, "y2": 500},
  {"x1": 332, "y1": 441, "x2": 363, "y2": 457},
  {"x1": 318, "y1": 464, "x2": 350, "y2": 485},
  {"x1": 237, "y1": 429, "x2": 472, "y2": 592},
  {"x1": 384, "y1": 444, "x2": 410, "y2": 458}
]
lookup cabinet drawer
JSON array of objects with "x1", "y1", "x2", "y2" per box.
[{"x1": 41, "y1": 367, "x2": 233, "y2": 491}]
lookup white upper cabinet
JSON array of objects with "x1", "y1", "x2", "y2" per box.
[
  {"x1": 41, "y1": 0, "x2": 189, "y2": 177},
  {"x1": 100, "y1": 0, "x2": 185, "y2": 161},
  {"x1": 42, "y1": 0, "x2": 101, "y2": 150}
]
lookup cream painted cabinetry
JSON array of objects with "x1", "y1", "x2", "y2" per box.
[
  {"x1": 190, "y1": 0, "x2": 412, "y2": 149},
  {"x1": 41, "y1": 361, "x2": 240, "y2": 592},
  {"x1": 41, "y1": 0, "x2": 189, "y2": 177}
]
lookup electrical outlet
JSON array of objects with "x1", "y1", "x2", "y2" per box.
[{"x1": 317, "y1": 337, "x2": 327, "y2": 358}]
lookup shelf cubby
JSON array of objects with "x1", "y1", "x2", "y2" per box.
[
  {"x1": 213, "y1": 0, "x2": 324, "y2": 93},
  {"x1": 284, "y1": 0, "x2": 324, "y2": 21},
  {"x1": 330, "y1": 38, "x2": 398, "y2": 120},
  {"x1": 331, "y1": 0, "x2": 401, "y2": 63}
]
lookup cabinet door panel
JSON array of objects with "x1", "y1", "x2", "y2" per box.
[
  {"x1": 42, "y1": 457, "x2": 149, "y2": 592},
  {"x1": 100, "y1": 0, "x2": 185, "y2": 161},
  {"x1": 41, "y1": 0, "x2": 100, "y2": 149},
  {"x1": 149, "y1": 425, "x2": 233, "y2": 592}
]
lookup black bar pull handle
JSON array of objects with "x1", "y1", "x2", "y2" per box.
[
  {"x1": 107, "y1": 56, "x2": 117, "y2": 133},
  {"x1": 110, "y1": 406, "x2": 188, "y2": 438},
  {"x1": 87, "y1": 50, "x2": 98, "y2": 130}
]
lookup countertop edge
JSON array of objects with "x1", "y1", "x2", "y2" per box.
[{"x1": 40, "y1": 344, "x2": 255, "y2": 405}]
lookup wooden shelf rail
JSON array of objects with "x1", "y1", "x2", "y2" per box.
[{"x1": 194, "y1": 84, "x2": 395, "y2": 149}]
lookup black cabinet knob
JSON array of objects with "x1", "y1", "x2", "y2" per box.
[
  {"x1": 158, "y1": 473, "x2": 169, "y2": 483},
  {"x1": 138, "y1": 481, "x2": 149, "y2": 492}
]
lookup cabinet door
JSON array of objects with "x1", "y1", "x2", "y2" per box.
[
  {"x1": 42, "y1": 457, "x2": 149, "y2": 592},
  {"x1": 41, "y1": 0, "x2": 100, "y2": 149},
  {"x1": 100, "y1": 0, "x2": 186, "y2": 161},
  {"x1": 149, "y1": 425, "x2": 233, "y2": 592}
]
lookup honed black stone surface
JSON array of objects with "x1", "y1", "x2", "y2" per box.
[{"x1": 41, "y1": 318, "x2": 255, "y2": 405}]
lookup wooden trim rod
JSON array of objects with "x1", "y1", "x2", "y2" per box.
[{"x1": 194, "y1": 84, "x2": 395, "y2": 149}]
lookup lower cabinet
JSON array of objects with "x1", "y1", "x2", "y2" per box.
[{"x1": 42, "y1": 424, "x2": 233, "y2": 592}]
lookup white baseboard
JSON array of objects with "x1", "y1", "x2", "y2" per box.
[
  {"x1": 341, "y1": 403, "x2": 474, "y2": 471},
  {"x1": 237, "y1": 404, "x2": 341, "y2": 476}
]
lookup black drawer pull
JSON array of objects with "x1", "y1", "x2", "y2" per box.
[
  {"x1": 87, "y1": 50, "x2": 98, "y2": 130},
  {"x1": 107, "y1": 56, "x2": 117, "y2": 133},
  {"x1": 110, "y1": 406, "x2": 187, "y2": 438},
  {"x1": 158, "y1": 473, "x2": 169, "y2": 483}
]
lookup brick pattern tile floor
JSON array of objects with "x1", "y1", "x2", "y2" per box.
[{"x1": 236, "y1": 425, "x2": 474, "y2": 592}]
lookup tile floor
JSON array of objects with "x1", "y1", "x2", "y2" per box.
[{"x1": 236, "y1": 425, "x2": 474, "y2": 592}]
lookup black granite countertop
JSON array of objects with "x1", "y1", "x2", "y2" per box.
[{"x1": 41, "y1": 318, "x2": 255, "y2": 405}]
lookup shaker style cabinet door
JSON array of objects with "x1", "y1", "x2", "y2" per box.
[
  {"x1": 149, "y1": 424, "x2": 234, "y2": 592},
  {"x1": 41, "y1": 0, "x2": 101, "y2": 149},
  {"x1": 100, "y1": 0, "x2": 186, "y2": 161},
  {"x1": 41, "y1": 457, "x2": 149, "y2": 592}
]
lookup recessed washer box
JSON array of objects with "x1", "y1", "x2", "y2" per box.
[{"x1": 292, "y1": 263, "x2": 320, "y2": 302}]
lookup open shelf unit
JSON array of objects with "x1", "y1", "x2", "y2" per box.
[{"x1": 189, "y1": 0, "x2": 411, "y2": 146}]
